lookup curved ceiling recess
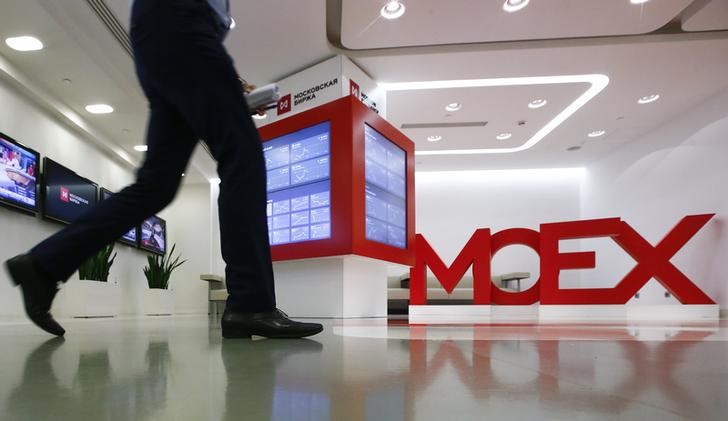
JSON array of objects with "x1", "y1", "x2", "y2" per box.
[{"x1": 380, "y1": 74, "x2": 610, "y2": 155}]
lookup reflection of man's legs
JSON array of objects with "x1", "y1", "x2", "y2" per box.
[
  {"x1": 221, "y1": 339, "x2": 324, "y2": 420},
  {"x1": 5, "y1": 338, "x2": 73, "y2": 421}
]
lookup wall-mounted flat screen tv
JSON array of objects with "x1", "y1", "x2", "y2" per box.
[
  {"x1": 42, "y1": 158, "x2": 97, "y2": 224},
  {"x1": 140, "y1": 215, "x2": 166, "y2": 255},
  {"x1": 0, "y1": 131, "x2": 39, "y2": 215},
  {"x1": 100, "y1": 188, "x2": 138, "y2": 247}
]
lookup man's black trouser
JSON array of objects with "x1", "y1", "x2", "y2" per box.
[{"x1": 30, "y1": 0, "x2": 276, "y2": 313}]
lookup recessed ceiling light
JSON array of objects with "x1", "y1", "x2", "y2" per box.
[
  {"x1": 5, "y1": 36, "x2": 44, "y2": 51},
  {"x1": 503, "y1": 0, "x2": 530, "y2": 13},
  {"x1": 630, "y1": 0, "x2": 650, "y2": 4},
  {"x1": 134, "y1": 145, "x2": 148, "y2": 152},
  {"x1": 85, "y1": 104, "x2": 114, "y2": 114},
  {"x1": 588, "y1": 130, "x2": 606, "y2": 138},
  {"x1": 496, "y1": 133, "x2": 512, "y2": 140},
  {"x1": 381, "y1": 1, "x2": 406, "y2": 20},
  {"x1": 252, "y1": 113, "x2": 267, "y2": 120},
  {"x1": 528, "y1": 99, "x2": 547, "y2": 109},
  {"x1": 427, "y1": 135, "x2": 442, "y2": 142},
  {"x1": 638, "y1": 94, "x2": 660, "y2": 104},
  {"x1": 181, "y1": 173, "x2": 186, "y2": 177},
  {"x1": 445, "y1": 102, "x2": 462, "y2": 112},
  {"x1": 567, "y1": 145, "x2": 582, "y2": 151}
]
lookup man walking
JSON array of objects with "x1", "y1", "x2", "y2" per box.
[{"x1": 5, "y1": 0, "x2": 323, "y2": 339}]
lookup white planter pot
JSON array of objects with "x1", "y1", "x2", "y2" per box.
[
  {"x1": 58, "y1": 279, "x2": 121, "y2": 318},
  {"x1": 144, "y1": 289, "x2": 174, "y2": 316}
]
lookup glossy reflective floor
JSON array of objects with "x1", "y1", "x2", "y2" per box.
[{"x1": 1, "y1": 316, "x2": 727, "y2": 421}]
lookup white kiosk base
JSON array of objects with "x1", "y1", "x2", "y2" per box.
[{"x1": 273, "y1": 255, "x2": 388, "y2": 318}]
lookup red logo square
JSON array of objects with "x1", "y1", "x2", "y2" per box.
[
  {"x1": 350, "y1": 80, "x2": 360, "y2": 100},
  {"x1": 277, "y1": 94, "x2": 291, "y2": 115},
  {"x1": 60, "y1": 187, "x2": 70, "y2": 202}
]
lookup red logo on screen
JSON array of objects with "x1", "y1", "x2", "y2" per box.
[
  {"x1": 277, "y1": 94, "x2": 291, "y2": 115},
  {"x1": 350, "y1": 80, "x2": 360, "y2": 99},
  {"x1": 60, "y1": 187, "x2": 70, "y2": 203}
]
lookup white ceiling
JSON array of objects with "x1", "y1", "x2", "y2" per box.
[
  {"x1": 341, "y1": 0, "x2": 694, "y2": 49},
  {"x1": 0, "y1": 0, "x2": 727, "y2": 178},
  {"x1": 683, "y1": 0, "x2": 728, "y2": 31}
]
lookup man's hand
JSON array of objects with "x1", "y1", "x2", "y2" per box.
[{"x1": 241, "y1": 81, "x2": 267, "y2": 117}]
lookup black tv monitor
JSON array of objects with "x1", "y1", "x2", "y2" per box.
[
  {"x1": 0, "y1": 131, "x2": 40, "y2": 215},
  {"x1": 42, "y1": 158, "x2": 98, "y2": 224},
  {"x1": 100, "y1": 188, "x2": 139, "y2": 247},
  {"x1": 140, "y1": 215, "x2": 166, "y2": 255}
]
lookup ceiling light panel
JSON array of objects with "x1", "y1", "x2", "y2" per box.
[
  {"x1": 503, "y1": 0, "x2": 530, "y2": 13},
  {"x1": 638, "y1": 94, "x2": 660, "y2": 104},
  {"x1": 381, "y1": 1, "x2": 406, "y2": 20},
  {"x1": 528, "y1": 99, "x2": 548, "y2": 109},
  {"x1": 5, "y1": 36, "x2": 44, "y2": 51},
  {"x1": 85, "y1": 104, "x2": 114, "y2": 114}
]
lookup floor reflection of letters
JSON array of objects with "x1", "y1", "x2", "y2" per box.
[
  {"x1": 405, "y1": 325, "x2": 725, "y2": 419},
  {"x1": 221, "y1": 339, "x2": 324, "y2": 421},
  {"x1": 4, "y1": 338, "x2": 171, "y2": 421}
]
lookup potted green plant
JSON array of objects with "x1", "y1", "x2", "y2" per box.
[
  {"x1": 57, "y1": 244, "x2": 121, "y2": 318},
  {"x1": 143, "y1": 244, "x2": 185, "y2": 316},
  {"x1": 79, "y1": 244, "x2": 117, "y2": 282}
]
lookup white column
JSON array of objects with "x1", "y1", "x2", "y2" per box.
[{"x1": 273, "y1": 255, "x2": 388, "y2": 318}]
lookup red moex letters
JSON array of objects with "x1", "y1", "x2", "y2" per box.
[{"x1": 409, "y1": 214, "x2": 716, "y2": 305}]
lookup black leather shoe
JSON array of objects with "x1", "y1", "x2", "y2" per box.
[
  {"x1": 221, "y1": 309, "x2": 323, "y2": 339},
  {"x1": 5, "y1": 254, "x2": 65, "y2": 337}
]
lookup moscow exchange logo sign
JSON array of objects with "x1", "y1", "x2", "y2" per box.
[
  {"x1": 60, "y1": 186, "x2": 70, "y2": 203},
  {"x1": 350, "y1": 79, "x2": 360, "y2": 99},
  {"x1": 277, "y1": 94, "x2": 292, "y2": 115}
]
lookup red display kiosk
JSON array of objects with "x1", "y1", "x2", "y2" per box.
[{"x1": 257, "y1": 96, "x2": 415, "y2": 317}]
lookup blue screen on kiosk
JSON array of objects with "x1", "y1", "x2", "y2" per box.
[
  {"x1": 43, "y1": 158, "x2": 97, "y2": 224},
  {"x1": 264, "y1": 121, "x2": 331, "y2": 245},
  {"x1": 364, "y1": 125, "x2": 406, "y2": 249},
  {"x1": 0, "y1": 133, "x2": 38, "y2": 212}
]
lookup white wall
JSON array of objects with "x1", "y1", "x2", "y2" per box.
[
  {"x1": 163, "y1": 183, "x2": 211, "y2": 315},
  {"x1": 414, "y1": 168, "x2": 585, "y2": 289},
  {"x1": 0, "y1": 72, "x2": 211, "y2": 319},
  {"x1": 581, "y1": 88, "x2": 728, "y2": 308}
]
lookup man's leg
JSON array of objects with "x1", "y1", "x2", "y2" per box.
[
  {"x1": 29, "y1": 102, "x2": 198, "y2": 282},
  {"x1": 128, "y1": 0, "x2": 321, "y2": 337},
  {"x1": 5, "y1": 84, "x2": 198, "y2": 336},
  {"x1": 29, "y1": 103, "x2": 197, "y2": 282},
  {"x1": 130, "y1": 2, "x2": 276, "y2": 313}
]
